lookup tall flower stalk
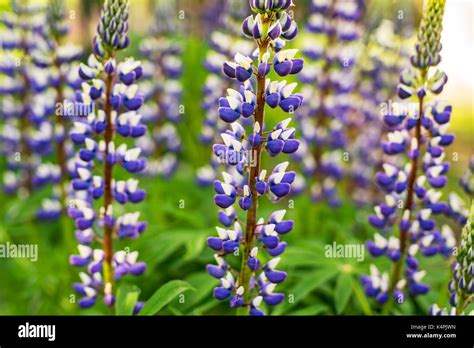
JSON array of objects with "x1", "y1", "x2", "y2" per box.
[
  {"x1": 441, "y1": 157, "x2": 472, "y2": 240},
  {"x1": 0, "y1": 1, "x2": 51, "y2": 198},
  {"x1": 296, "y1": 0, "x2": 363, "y2": 207},
  {"x1": 460, "y1": 156, "x2": 474, "y2": 197},
  {"x1": 68, "y1": 0, "x2": 147, "y2": 311},
  {"x1": 362, "y1": 0, "x2": 457, "y2": 310},
  {"x1": 31, "y1": 0, "x2": 82, "y2": 219},
  {"x1": 348, "y1": 20, "x2": 406, "y2": 206},
  {"x1": 197, "y1": 0, "x2": 253, "y2": 186},
  {"x1": 206, "y1": 0, "x2": 302, "y2": 316},
  {"x1": 137, "y1": 0, "x2": 183, "y2": 177},
  {"x1": 430, "y1": 203, "x2": 473, "y2": 316}
]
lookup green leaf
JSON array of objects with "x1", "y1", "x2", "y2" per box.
[
  {"x1": 280, "y1": 246, "x2": 338, "y2": 268},
  {"x1": 189, "y1": 298, "x2": 221, "y2": 315},
  {"x1": 180, "y1": 272, "x2": 217, "y2": 311},
  {"x1": 335, "y1": 273, "x2": 353, "y2": 314},
  {"x1": 182, "y1": 234, "x2": 206, "y2": 261},
  {"x1": 139, "y1": 280, "x2": 194, "y2": 316},
  {"x1": 137, "y1": 229, "x2": 209, "y2": 267},
  {"x1": 116, "y1": 284, "x2": 141, "y2": 316},
  {"x1": 273, "y1": 268, "x2": 338, "y2": 315},
  {"x1": 167, "y1": 306, "x2": 183, "y2": 316},
  {"x1": 287, "y1": 304, "x2": 329, "y2": 316},
  {"x1": 351, "y1": 280, "x2": 373, "y2": 315},
  {"x1": 161, "y1": 202, "x2": 207, "y2": 227}
]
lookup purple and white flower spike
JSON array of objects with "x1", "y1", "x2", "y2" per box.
[
  {"x1": 206, "y1": 0, "x2": 303, "y2": 316},
  {"x1": 363, "y1": 0, "x2": 457, "y2": 309},
  {"x1": 197, "y1": 0, "x2": 253, "y2": 186},
  {"x1": 136, "y1": 0, "x2": 183, "y2": 178},
  {"x1": 32, "y1": 0, "x2": 83, "y2": 220},
  {"x1": 0, "y1": 1, "x2": 53, "y2": 200},
  {"x1": 430, "y1": 205, "x2": 473, "y2": 316},
  {"x1": 348, "y1": 20, "x2": 409, "y2": 206},
  {"x1": 460, "y1": 156, "x2": 474, "y2": 197},
  {"x1": 68, "y1": 0, "x2": 147, "y2": 313},
  {"x1": 295, "y1": 0, "x2": 363, "y2": 207}
]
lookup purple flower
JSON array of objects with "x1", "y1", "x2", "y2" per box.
[
  {"x1": 0, "y1": 1, "x2": 82, "y2": 221},
  {"x1": 69, "y1": 0, "x2": 147, "y2": 312},
  {"x1": 295, "y1": 0, "x2": 364, "y2": 206},
  {"x1": 206, "y1": 1, "x2": 302, "y2": 316},
  {"x1": 430, "y1": 209, "x2": 473, "y2": 316},
  {"x1": 136, "y1": 9, "x2": 184, "y2": 178},
  {"x1": 362, "y1": 0, "x2": 456, "y2": 309},
  {"x1": 197, "y1": 3, "x2": 255, "y2": 187}
]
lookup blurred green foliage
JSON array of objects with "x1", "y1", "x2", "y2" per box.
[{"x1": 0, "y1": 1, "x2": 472, "y2": 316}]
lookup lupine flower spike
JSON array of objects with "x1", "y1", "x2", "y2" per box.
[
  {"x1": 136, "y1": 0, "x2": 183, "y2": 177},
  {"x1": 197, "y1": 0, "x2": 253, "y2": 186},
  {"x1": 444, "y1": 157, "x2": 474, "y2": 228},
  {"x1": 348, "y1": 20, "x2": 408, "y2": 206},
  {"x1": 460, "y1": 156, "x2": 474, "y2": 197},
  {"x1": 0, "y1": 2, "x2": 52, "y2": 200},
  {"x1": 206, "y1": 0, "x2": 303, "y2": 316},
  {"x1": 295, "y1": 0, "x2": 363, "y2": 207},
  {"x1": 362, "y1": 0, "x2": 458, "y2": 309},
  {"x1": 68, "y1": 0, "x2": 147, "y2": 313},
  {"x1": 430, "y1": 204, "x2": 473, "y2": 316},
  {"x1": 32, "y1": 0, "x2": 82, "y2": 219}
]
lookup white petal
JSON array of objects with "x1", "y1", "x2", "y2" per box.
[
  {"x1": 267, "y1": 257, "x2": 281, "y2": 269},
  {"x1": 216, "y1": 227, "x2": 228, "y2": 240},
  {"x1": 250, "y1": 247, "x2": 258, "y2": 258},
  {"x1": 271, "y1": 210, "x2": 286, "y2": 223}
]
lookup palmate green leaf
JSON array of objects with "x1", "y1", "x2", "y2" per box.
[
  {"x1": 139, "y1": 280, "x2": 194, "y2": 316},
  {"x1": 272, "y1": 268, "x2": 338, "y2": 315},
  {"x1": 335, "y1": 273, "x2": 353, "y2": 314},
  {"x1": 116, "y1": 284, "x2": 141, "y2": 316}
]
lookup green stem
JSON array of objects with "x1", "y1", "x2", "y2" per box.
[{"x1": 456, "y1": 293, "x2": 466, "y2": 315}]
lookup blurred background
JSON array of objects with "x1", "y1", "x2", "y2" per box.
[{"x1": 0, "y1": 0, "x2": 472, "y2": 315}]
